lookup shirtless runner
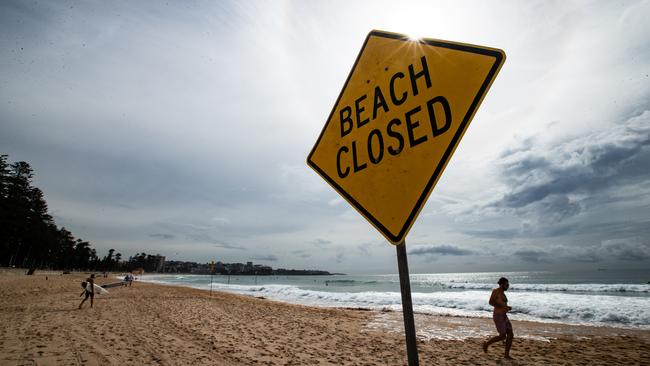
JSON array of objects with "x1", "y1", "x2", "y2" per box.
[{"x1": 483, "y1": 277, "x2": 514, "y2": 359}]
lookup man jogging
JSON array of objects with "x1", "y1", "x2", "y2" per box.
[{"x1": 483, "y1": 277, "x2": 514, "y2": 359}]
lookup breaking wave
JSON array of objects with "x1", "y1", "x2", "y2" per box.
[{"x1": 141, "y1": 276, "x2": 650, "y2": 329}]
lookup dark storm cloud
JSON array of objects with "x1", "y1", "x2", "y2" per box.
[
  {"x1": 250, "y1": 254, "x2": 278, "y2": 262},
  {"x1": 410, "y1": 245, "x2": 474, "y2": 256},
  {"x1": 149, "y1": 233, "x2": 174, "y2": 240},
  {"x1": 493, "y1": 110, "x2": 650, "y2": 220},
  {"x1": 554, "y1": 220, "x2": 650, "y2": 239},
  {"x1": 599, "y1": 240, "x2": 650, "y2": 261},
  {"x1": 513, "y1": 250, "x2": 552, "y2": 263},
  {"x1": 466, "y1": 219, "x2": 650, "y2": 242},
  {"x1": 548, "y1": 240, "x2": 650, "y2": 264}
]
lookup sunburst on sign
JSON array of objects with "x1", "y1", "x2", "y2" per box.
[{"x1": 307, "y1": 30, "x2": 505, "y2": 244}]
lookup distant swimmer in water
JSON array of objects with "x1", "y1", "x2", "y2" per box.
[{"x1": 483, "y1": 277, "x2": 514, "y2": 360}]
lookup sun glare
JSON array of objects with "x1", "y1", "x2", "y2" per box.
[{"x1": 407, "y1": 33, "x2": 425, "y2": 41}]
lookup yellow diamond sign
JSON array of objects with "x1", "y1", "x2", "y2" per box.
[{"x1": 307, "y1": 30, "x2": 505, "y2": 244}]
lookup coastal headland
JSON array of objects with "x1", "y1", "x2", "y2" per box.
[{"x1": 0, "y1": 270, "x2": 647, "y2": 365}]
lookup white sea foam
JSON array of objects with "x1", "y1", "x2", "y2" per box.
[
  {"x1": 435, "y1": 282, "x2": 650, "y2": 293},
  {"x1": 140, "y1": 276, "x2": 650, "y2": 329}
]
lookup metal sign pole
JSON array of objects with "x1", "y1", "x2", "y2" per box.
[
  {"x1": 209, "y1": 261, "x2": 215, "y2": 297},
  {"x1": 396, "y1": 240, "x2": 419, "y2": 366}
]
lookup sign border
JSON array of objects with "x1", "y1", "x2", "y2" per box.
[{"x1": 307, "y1": 30, "x2": 505, "y2": 244}]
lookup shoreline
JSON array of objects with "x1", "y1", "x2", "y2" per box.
[
  {"x1": 137, "y1": 273, "x2": 650, "y2": 333},
  {"x1": 1, "y1": 271, "x2": 648, "y2": 365}
]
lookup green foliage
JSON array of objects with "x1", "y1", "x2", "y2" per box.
[{"x1": 0, "y1": 154, "x2": 111, "y2": 271}]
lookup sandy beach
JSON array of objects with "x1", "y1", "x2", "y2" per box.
[{"x1": 0, "y1": 270, "x2": 648, "y2": 366}]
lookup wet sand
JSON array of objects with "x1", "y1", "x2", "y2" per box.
[{"x1": 0, "y1": 270, "x2": 648, "y2": 365}]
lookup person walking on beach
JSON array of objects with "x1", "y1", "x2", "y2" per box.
[
  {"x1": 483, "y1": 277, "x2": 514, "y2": 359},
  {"x1": 78, "y1": 274, "x2": 95, "y2": 309}
]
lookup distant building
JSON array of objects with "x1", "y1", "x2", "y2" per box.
[
  {"x1": 160, "y1": 259, "x2": 331, "y2": 276},
  {"x1": 254, "y1": 264, "x2": 273, "y2": 275},
  {"x1": 228, "y1": 263, "x2": 244, "y2": 274}
]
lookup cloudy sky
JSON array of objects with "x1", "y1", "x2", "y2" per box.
[{"x1": 1, "y1": 0, "x2": 649, "y2": 274}]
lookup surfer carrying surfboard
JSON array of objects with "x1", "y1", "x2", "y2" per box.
[{"x1": 78, "y1": 274, "x2": 95, "y2": 309}]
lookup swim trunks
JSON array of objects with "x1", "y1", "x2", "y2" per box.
[{"x1": 493, "y1": 312, "x2": 512, "y2": 335}]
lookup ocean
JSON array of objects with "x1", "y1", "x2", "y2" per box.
[{"x1": 139, "y1": 270, "x2": 650, "y2": 330}]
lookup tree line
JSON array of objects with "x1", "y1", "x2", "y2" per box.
[{"x1": 0, "y1": 154, "x2": 145, "y2": 272}]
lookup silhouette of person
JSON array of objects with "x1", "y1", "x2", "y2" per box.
[{"x1": 483, "y1": 277, "x2": 514, "y2": 359}]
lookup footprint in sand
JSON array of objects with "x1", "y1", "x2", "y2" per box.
[{"x1": 496, "y1": 358, "x2": 518, "y2": 366}]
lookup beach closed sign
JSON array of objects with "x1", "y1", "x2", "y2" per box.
[{"x1": 307, "y1": 30, "x2": 505, "y2": 244}]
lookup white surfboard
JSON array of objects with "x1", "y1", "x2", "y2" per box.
[{"x1": 86, "y1": 282, "x2": 109, "y2": 295}]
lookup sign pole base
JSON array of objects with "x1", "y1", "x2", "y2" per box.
[{"x1": 396, "y1": 240, "x2": 419, "y2": 366}]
